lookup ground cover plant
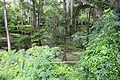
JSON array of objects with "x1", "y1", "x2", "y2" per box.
[{"x1": 0, "y1": 46, "x2": 75, "y2": 80}]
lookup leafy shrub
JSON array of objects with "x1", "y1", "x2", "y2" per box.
[
  {"x1": 0, "y1": 46, "x2": 75, "y2": 80},
  {"x1": 76, "y1": 10, "x2": 120, "y2": 80}
]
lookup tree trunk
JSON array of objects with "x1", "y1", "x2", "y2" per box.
[
  {"x1": 44, "y1": 0, "x2": 46, "y2": 6},
  {"x1": 3, "y1": 0, "x2": 11, "y2": 51},
  {"x1": 70, "y1": 0, "x2": 73, "y2": 26},
  {"x1": 69, "y1": 0, "x2": 74, "y2": 37},
  {"x1": 38, "y1": 0, "x2": 41, "y2": 29},
  {"x1": 32, "y1": 0, "x2": 37, "y2": 32},
  {"x1": 64, "y1": 0, "x2": 67, "y2": 43},
  {"x1": 116, "y1": 0, "x2": 120, "y2": 13},
  {"x1": 20, "y1": 0, "x2": 24, "y2": 35},
  {"x1": 86, "y1": 7, "x2": 91, "y2": 42},
  {"x1": 92, "y1": 8, "x2": 97, "y2": 22},
  {"x1": 38, "y1": 0, "x2": 42, "y2": 46},
  {"x1": 63, "y1": 0, "x2": 67, "y2": 61}
]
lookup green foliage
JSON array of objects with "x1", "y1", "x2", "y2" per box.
[
  {"x1": 44, "y1": 0, "x2": 65, "y2": 45},
  {"x1": 89, "y1": 0, "x2": 113, "y2": 10},
  {"x1": 1, "y1": 0, "x2": 120, "y2": 79},
  {"x1": 15, "y1": 35, "x2": 31, "y2": 49},
  {"x1": 0, "y1": 46, "x2": 75, "y2": 80},
  {"x1": 72, "y1": 31, "x2": 87, "y2": 46},
  {"x1": 0, "y1": 1, "x2": 4, "y2": 34},
  {"x1": 76, "y1": 10, "x2": 120, "y2": 80},
  {"x1": 32, "y1": 29, "x2": 50, "y2": 43}
]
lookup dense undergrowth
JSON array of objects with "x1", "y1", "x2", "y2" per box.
[
  {"x1": 75, "y1": 10, "x2": 120, "y2": 80},
  {"x1": 0, "y1": 10, "x2": 120, "y2": 80},
  {"x1": 0, "y1": 46, "x2": 76, "y2": 80}
]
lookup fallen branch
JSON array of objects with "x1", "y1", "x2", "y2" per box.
[{"x1": 50, "y1": 61, "x2": 78, "y2": 64}]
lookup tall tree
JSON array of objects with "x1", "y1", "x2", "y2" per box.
[
  {"x1": 32, "y1": 0, "x2": 37, "y2": 32},
  {"x1": 63, "y1": 0, "x2": 67, "y2": 43},
  {"x1": 3, "y1": 0, "x2": 11, "y2": 51},
  {"x1": 86, "y1": 7, "x2": 91, "y2": 42},
  {"x1": 116, "y1": 0, "x2": 120, "y2": 13},
  {"x1": 20, "y1": 0, "x2": 24, "y2": 34},
  {"x1": 37, "y1": 0, "x2": 42, "y2": 46},
  {"x1": 63, "y1": 0, "x2": 67, "y2": 61}
]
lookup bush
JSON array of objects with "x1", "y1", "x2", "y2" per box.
[
  {"x1": 76, "y1": 10, "x2": 120, "y2": 80},
  {"x1": 0, "y1": 46, "x2": 75, "y2": 80}
]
